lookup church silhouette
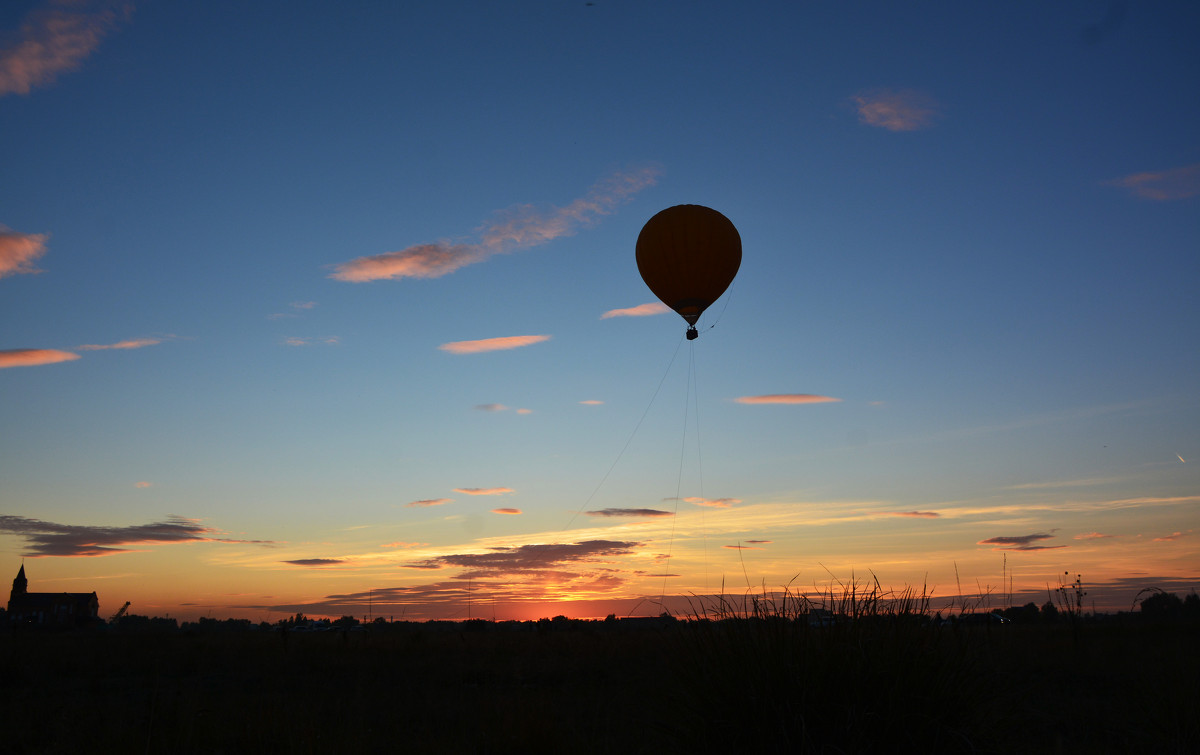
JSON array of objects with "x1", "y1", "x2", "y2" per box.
[{"x1": 7, "y1": 565, "x2": 99, "y2": 628}]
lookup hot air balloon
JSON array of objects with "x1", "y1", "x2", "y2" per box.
[{"x1": 636, "y1": 205, "x2": 741, "y2": 339}]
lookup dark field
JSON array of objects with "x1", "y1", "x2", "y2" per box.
[{"x1": 2, "y1": 617, "x2": 1196, "y2": 754}]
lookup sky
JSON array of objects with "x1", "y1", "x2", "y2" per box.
[{"x1": 2, "y1": 0, "x2": 1197, "y2": 623}]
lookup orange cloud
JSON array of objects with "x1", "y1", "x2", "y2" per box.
[
  {"x1": 134, "y1": 481, "x2": 152, "y2": 489},
  {"x1": 852, "y1": 89, "x2": 939, "y2": 131},
  {"x1": 891, "y1": 511, "x2": 940, "y2": 518},
  {"x1": 406, "y1": 498, "x2": 452, "y2": 507},
  {"x1": 454, "y1": 487, "x2": 513, "y2": 496},
  {"x1": 492, "y1": 508, "x2": 522, "y2": 515},
  {"x1": 579, "y1": 400, "x2": 604, "y2": 406},
  {"x1": 723, "y1": 544, "x2": 762, "y2": 550},
  {"x1": 77, "y1": 337, "x2": 162, "y2": 351},
  {"x1": 1105, "y1": 163, "x2": 1200, "y2": 201},
  {"x1": 0, "y1": 348, "x2": 80, "y2": 368},
  {"x1": 1074, "y1": 532, "x2": 1114, "y2": 540},
  {"x1": 684, "y1": 497, "x2": 741, "y2": 508},
  {"x1": 0, "y1": 229, "x2": 48, "y2": 277},
  {"x1": 600, "y1": 302, "x2": 670, "y2": 319},
  {"x1": 734, "y1": 394, "x2": 841, "y2": 405},
  {"x1": 438, "y1": 335, "x2": 550, "y2": 354},
  {"x1": 330, "y1": 167, "x2": 659, "y2": 282},
  {"x1": 0, "y1": 1, "x2": 128, "y2": 97},
  {"x1": 382, "y1": 541, "x2": 426, "y2": 548}
]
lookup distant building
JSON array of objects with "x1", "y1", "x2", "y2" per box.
[{"x1": 7, "y1": 565, "x2": 99, "y2": 628}]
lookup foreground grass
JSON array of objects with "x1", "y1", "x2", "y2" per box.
[{"x1": 1, "y1": 614, "x2": 1195, "y2": 754}]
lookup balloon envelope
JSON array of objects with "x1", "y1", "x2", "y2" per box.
[{"x1": 636, "y1": 205, "x2": 741, "y2": 328}]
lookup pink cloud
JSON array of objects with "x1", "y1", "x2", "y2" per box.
[
  {"x1": 330, "y1": 167, "x2": 659, "y2": 282},
  {"x1": 1073, "y1": 532, "x2": 1114, "y2": 540},
  {"x1": 600, "y1": 302, "x2": 670, "y2": 319},
  {"x1": 0, "y1": 348, "x2": 80, "y2": 368},
  {"x1": 0, "y1": 1, "x2": 128, "y2": 97},
  {"x1": 0, "y1": 230, "x2": 48, "y2": 277},
  {"x1": 735, "y1": 394, "x2": 841, "y2": 405},
  {"x1": 1153, "y1": 531, "x2": 1188, "y2": 542},
  {"x1": 454, "y1": 487, "x2": 513, "y2": 496},
  {"x1": 77, "y1": 337, "x2": 162, "y2": 351},
  {"x1": 134, "y1": 481, "x2": 152, "y2": 489},
  {"x1": 492, "y1": 508, "x2": 522, "y2": 515},
  {"x1": 579, "y1": 399, "x2": 604, "y2": 406},
  {"x1": 439, "y1": 335, "x2": 550, "y2": 354},
  {"x1": 891, "y1": 511, "x2": 940, "y2": 518},
  {"x1": 1105, "y1": 163, "x2": 1200, "y2": 201},
  {"x1": 406, "y1": 498, "x2": 452, "y2": 507},
  {"x1": 852, "y1": 89, "x2": 939, "y2": 131}
]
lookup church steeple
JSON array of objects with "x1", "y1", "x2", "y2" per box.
[{"x1": 11, "y1": 564, "x2": 27, "y2": 601}]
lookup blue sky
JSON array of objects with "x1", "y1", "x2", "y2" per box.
[{"x1": 2, "y1": 0, "x2": 1197, "y2": 621}]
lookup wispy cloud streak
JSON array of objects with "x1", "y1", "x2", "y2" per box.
[
  {"x1": 734, "y1": 394, "x2": 841, "y2": 405},
  {"x1": 0, "y1": 229, "x2": 48, "y2": 277},
  {"x1": 78, "y1": 337, "x2": 162, "y2": 351},
  {"x1": 454, "y1": 487, "x2": 513, "y2": 496},
  {"x1": 852, "y1": 88, "x2": 939, "y2": 131},
  {"x1": 407, "y1": 498, "x2": 452, "y2": 507},
  {"x1": 586, "y1": 508, "x2": 673, "y2": 518},
  {"x1": 439, "y1": 335, "x2": 550, "y2": 354},
  {"x1": 977, "y1": 532, "x2": 1065, "y2": 551},
  {"x1": 0, "y1": 0, "x2": 129, "y2": 97},
  {"x1": 0, "y1": 515, "x2": 273, "y2": 557},
  {"x1": 331, "y1": 167, "x2": 659, "y2": 282},
  {"x1": 0, "y1": 348, "x2": 80, "y2": 368},
  {"x1": 600, "y1": 302, "x2": 670, "y2": 319},
  {"x1": 1105, "y1": 163, "x2": 1200, "y2": 201}
]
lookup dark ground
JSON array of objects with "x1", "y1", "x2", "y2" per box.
[{"x1": 1, "y1": 617, "x2": 1196, "y2": 754}]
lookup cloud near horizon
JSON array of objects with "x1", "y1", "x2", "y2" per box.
[
  {"x1": 403, "y1": 540, "x2": 641, "y2": 579},
  {"x1": 852, "y1": 88, "x2": 939, "y2": 131},
  {"x1": 439, "y1": 335, "x2": 550, "y2": 354},
  {"x1": 0, "y1": 0, "x2": 129, "y2": 97},
  {"x1": 891, "y1": 511, "x2": 940, "y2": 518},
  {"x1": 1105, "y1": 163, "x2": 1200, "y2": 201},
  {"x1": 330, "y1": 167, "x2": 659, "y2": 282},
  {"x1": 491, "y1": 508, "x2": 522, "y2": 515},
  {"x1": 283, "y1": 558, "x2": 345, "y2": 567},
  {"x1": 0, "y1": 514, "x2": 274, "y2": 557},
  {"x1": 734, "y1": 394, "x2": 841, "y2": 405},
  {"x1": 977, "y1": 533, "x2": 1066, "y2": 551},
  {"x1": 0, "y1": 348, "x2": 80, "y2": 368},
  {"x1": 454, "y1": 487, "x2": 513, "y2": 496},
  {"x1": 586, "y1": 508, "x2": 673, "y2": 518},
  {"x1": 0, "y1": 229, "x2": 48, "y2": 277},
  {"x1": 600, "y1": 302, "x2": 670, "y2": 319}
]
